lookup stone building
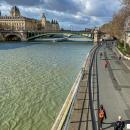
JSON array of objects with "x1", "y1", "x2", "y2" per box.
[
  {"x1": 40, "y1": 13, "x2": 60, "y2": 32},
  {"x1": 0, "y1": 6, "x2": 60, "y2": 32}
]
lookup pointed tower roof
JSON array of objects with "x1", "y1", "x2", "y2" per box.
[
  {"x1": 51, "y1": 19, "x2": 54, "y2": 24},
  {"x1": 54, "y1": 20, "x2": 56, "y2": 24},
  {"x1": 10, "y1": 6, "x2": 21, "y2": 17},
  {"x1": 42, "y1": 13, "x2": 46, "y2": 19},
  {"x1": 56, "y1": 20, "x2": 58, "y2": 24}
]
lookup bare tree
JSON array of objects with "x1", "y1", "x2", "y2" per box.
[{"x1": 101, "y1": 0, "x2": 130, "y2": 39}]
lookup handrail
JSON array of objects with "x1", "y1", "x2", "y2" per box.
[
  {"x1": 88, "y1": 44, "x2": 100, "y2": 130},
  {"x1": 82, "y1": 45, "x2": 97, "y2": 70},
  {"x1": 88, "y1": 51, "x2": 97, "y2": 130},
  {"x1": 96, "y1": 46, "x2": 100, "y2": 130},
  {"x1": 51, "y1": 45, "x2": 98, "y2": 130}
]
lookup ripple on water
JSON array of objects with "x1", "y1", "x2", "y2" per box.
[{"x1": 0, "y1": 42, "x2": 93, "y2": 130}]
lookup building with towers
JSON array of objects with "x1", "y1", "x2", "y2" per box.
[
  {"x1": 0, "y1": 6, "x2": 60, "y2": 32},
  {"x1": 40, "y1": 13, "x2": 60, "y2": 32}
]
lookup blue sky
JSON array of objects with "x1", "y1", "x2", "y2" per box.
[{"x1": 0, "y1": 0, "x2": 121, "y2": 30}]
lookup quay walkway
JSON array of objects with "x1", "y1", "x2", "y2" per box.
[
  {"x1": 51, "y1": 44, "x2": 100, "y2": 130},
  {"x1": 98, "y1": 42, "x2": 130, "y2": 130},
  {"x1": 51, "y1": 41, "x2": 130, "y2": 130}
]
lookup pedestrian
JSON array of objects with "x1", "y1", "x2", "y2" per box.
[
  {"x1": 119, "y1": 55, "x2": 121, "y2": 60},
  {"x1": 114, "y1": 116, "x2": 125, "y2": 130},
  {"x1": 100, "y1": 52, "x2": 103, "y2": 59},
  {"x1": 98, "y1": 104, "x2": 107, "y2": 130},
  {"x1": 105, "y1": 60, "x2": 109, "y2": 69}
]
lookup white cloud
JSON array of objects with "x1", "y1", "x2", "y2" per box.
[
  {"x1": 0, "y1": 1, "x2": 11, "y2": 16},
  {"x1": 0, "y1": 0, "x2": 121, "y2": 30},
  {"x1": 73, "y1": 0, "x2": 121, "y2": 17}
]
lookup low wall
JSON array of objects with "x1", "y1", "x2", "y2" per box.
[{"x1": 115, "y1": 47, "x2": 130, "y2": 60}]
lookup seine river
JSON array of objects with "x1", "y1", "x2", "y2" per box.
[{"x1": 0, "y1": 41, "x2": 93, "y2": 130}]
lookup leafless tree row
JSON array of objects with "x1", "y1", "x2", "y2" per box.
[{"x1": 101, "y1": 0, "x2": 130, "y2": 39}]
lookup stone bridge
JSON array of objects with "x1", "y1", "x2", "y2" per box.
[
  {"x1": 0, "y1": 30, "x2": 103, "y2": 43},
  {"x1": 0, "y1": 31, "x2": 44, "y2": 41}
]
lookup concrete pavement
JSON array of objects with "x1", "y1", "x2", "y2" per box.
[{"x1": 97, "y1": 43, "x2": 130, "y2": 130}]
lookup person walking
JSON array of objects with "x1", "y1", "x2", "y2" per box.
[
  {"x1": 114, "y1": 116, "x2": 125, "y2": 130},
  {"x1": 105, "y1": 60, "x2": 109, "y2": 69},
  {"x1": 119, "y1": 55, "x2": 121, "y2": 60},
  {"x1": 98, "y1": 104, "x2": 107, "y2": 130},
  {"x1": 100, "y1": 52, "x2": 103, "y2": 59}
]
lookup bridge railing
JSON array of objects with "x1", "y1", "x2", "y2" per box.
[{"x1": 27, "y1": 31, "x2": 93, "y2": 41}]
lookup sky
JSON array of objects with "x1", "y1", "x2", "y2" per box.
[{"x1": 0, "y1": 0, "x2": 121, "y2": 30}]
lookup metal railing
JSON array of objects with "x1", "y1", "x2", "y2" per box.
[
  {"x1": 51, "y1": 44, "x2": 100, "y2": 130},
  {"x1": 88, "y1": 45, "x2": 98, "y2": 130},
  {"x1": 88, "y1": 44, "x2": 102, "y2": 130}
]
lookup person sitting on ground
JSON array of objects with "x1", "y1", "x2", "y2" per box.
[
  {"x1": 114, "y1": 116, "x2": 125, "y2": 130},
  {"x1": 98, "y1": 104, "x2": 107, "y2": 130}
]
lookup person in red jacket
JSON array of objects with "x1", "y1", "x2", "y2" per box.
[{"x1": 98, "y1": 104, "x2": 107, "y2": 130}]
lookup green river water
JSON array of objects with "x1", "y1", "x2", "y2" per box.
[{"x1": 0, "y1": 41, "x2": 93, "y2": 130}]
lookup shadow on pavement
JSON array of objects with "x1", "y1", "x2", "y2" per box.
[
  {"x1": 102, "y1": 120, "x2": 130, "y2": 129},
  {"x1": 102, "y1": 122, "x2": 114, "y2": 129},
  {"x1": 111, "y1": 68, "x2": 122, "y2": 71}
]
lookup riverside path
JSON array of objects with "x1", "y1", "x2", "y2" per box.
[
  {"x1": 97, "y1": 41, "x2": 130, "y2": 130},
  {"x1": 65, "y1": 42, "x2": 130, "y2": 130},
  {"x1": 52, "y1": 41, "x2": 130, "y2": 130}
]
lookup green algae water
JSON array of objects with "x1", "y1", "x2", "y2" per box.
[{"x1": 0, "y1": 41, "x2": 93, "y2": 130}]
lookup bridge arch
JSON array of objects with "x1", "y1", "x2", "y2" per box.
[
  {"x1": 5, "y1": 33, "x2": 22, "y2": 41},
  {"x1": 27, "y1": 33, "x2": 66, "y2": 41},
  {"x1": 0, "y1": 33, "x2": 4, "y2": 41}
]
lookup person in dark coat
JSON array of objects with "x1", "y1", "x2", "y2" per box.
[
  {"x1": 119, "y1": 55, "x2": 121, "y2": 60},
  {"x1": 100, "y1": 52, "x2": 103, "y2": 59},
  {"x1": 114, "y1": 116, "x2": 125, "y2": 130}
]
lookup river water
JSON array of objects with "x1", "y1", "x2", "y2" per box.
[{"x1": 0, "y1": 41, "x2": 93, "y2": 130}]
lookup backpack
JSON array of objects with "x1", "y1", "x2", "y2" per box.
[{"x1": 99, "y1": 110, "x2": 105, "y2": 118}]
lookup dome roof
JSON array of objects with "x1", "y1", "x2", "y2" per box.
[{"x1": 10, "y1": 6, "x2": 21, "y2": 17}]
